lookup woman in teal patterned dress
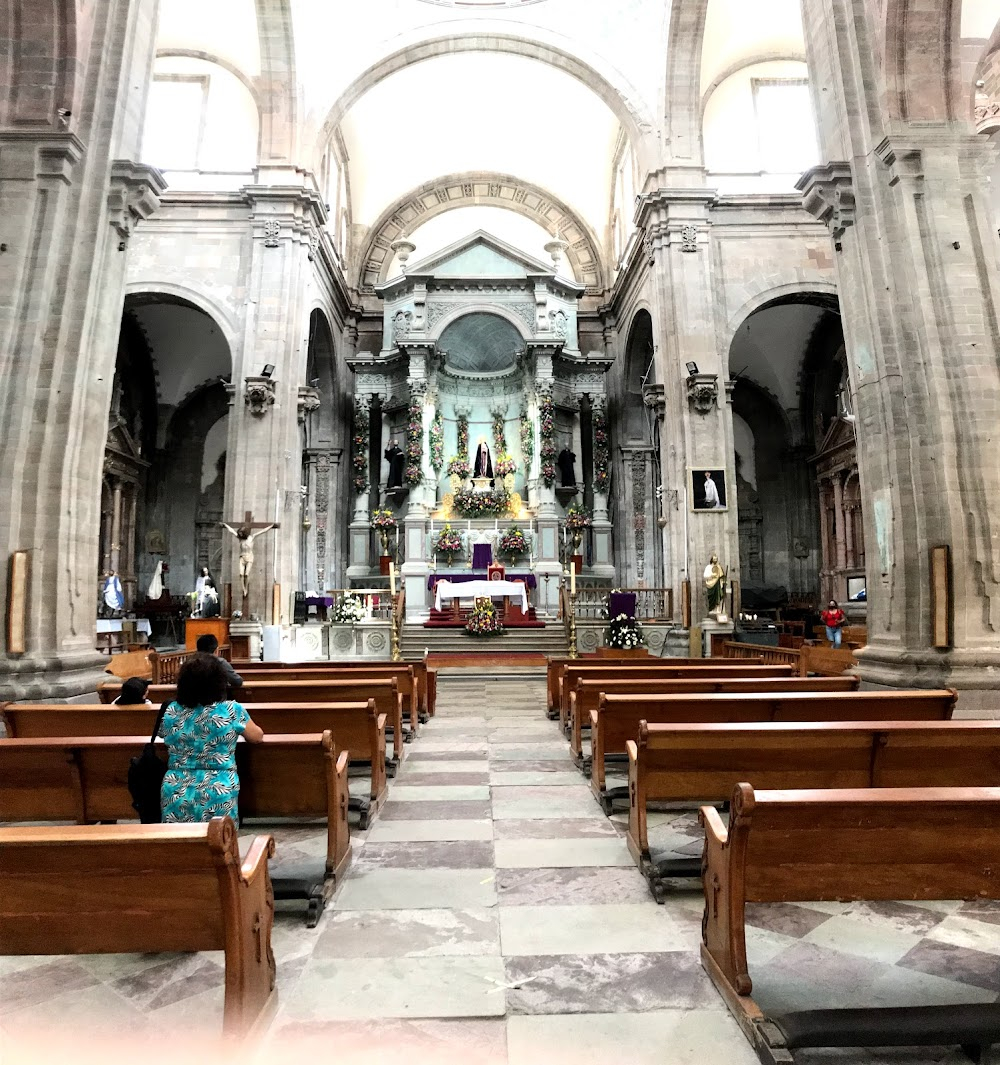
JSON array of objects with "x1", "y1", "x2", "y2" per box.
[{"x1": 160, "y1": 653, "x2": 264, "y2": 822}]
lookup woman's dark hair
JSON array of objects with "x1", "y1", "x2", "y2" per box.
[
  {"x1": 175, "y1": 653, "x2": 229, "y2": 708},
  {"x1": 115, "y1": 677, "x2": 150, "y2": 705}
]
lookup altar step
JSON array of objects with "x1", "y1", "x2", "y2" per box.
[{"x1": 400, "y1": 619, "x2": 568, "y2": 659}]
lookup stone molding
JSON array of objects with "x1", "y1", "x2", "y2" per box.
[
  {"x1": 243, "y1": 183, "x2": 328, "y2": 245},
  {"x1": 297, "y1": 385, "x2": 321, "y2": 423},
  {"x1": 796, "y1": 161, "x2": 855, "y2": 249},
  {"x1": 686, "y1": 372, "x2": 719, "y2": 414},
  {"x1": 642, "y1": 382, "x2": 666, "y2": 420},
  {"x1": 107, "y1": 160, "x2": 167, "y2": 245},
  {"x1": 244, "y1": 376, "x2": 277, "y2": 416}
]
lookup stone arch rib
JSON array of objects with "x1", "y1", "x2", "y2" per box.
[
  {"x1": 357, "y1": 173, "x2": 607, "y2": 296},
  {"x1": 882, "y1": 0, "x2": 962, "y2": 121}
]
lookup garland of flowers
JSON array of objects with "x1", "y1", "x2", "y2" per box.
[
  {"x1": 466, "y1": 600, "x2": 504, "y2": 637},
  {"x1": 539, "y1": 396, "x2": 557, "y2": 487},
  {"x1": 405, "y1": 395, "x2": 424, "y2": 486},
  {"x1": 429, "y1": 411, "x2": 444, "y2": 475},
  {"x1": 593, "y1": 406, "x2": 610, "y2": 493},
  {"x1": 452, "y1": 485, "x2": 511, "y2": 518},
  {"x1": 520, "y1": 415, "x2": 534, "y2": 473},
  {"x1": 352, "y1": 399, "x2": 369, "y2": 495},
  {"x1": 492, "y1": 410, "x2": 506, "y2": 457},
  {"x1": 447, "y1": 413, "x2": 471, "y2": 478}
]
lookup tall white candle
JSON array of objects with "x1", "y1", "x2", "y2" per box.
[
  {"x1": 389, "y1": 562, "x2": 397, "y2": 596},
  {"x1": 570, "y1": 561, "x2": 576, "y2": 596}
]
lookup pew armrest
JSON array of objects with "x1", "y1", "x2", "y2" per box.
[
  {"x1": 626, "y1": 740, "x2": 647, "y2": 865},
  {"x1": 701, "y1": 805, "x2": 729, "y2": 846},
  {"x1": 240, "y1": 834, "x2": 276, "y2": 885},
  {"x1": 700, "y1": 801, "x2": 751, "y2": 997}
]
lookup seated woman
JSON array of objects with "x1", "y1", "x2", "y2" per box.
[
  {"x1": 160, "y1": 653, "x2": 264, "y2": 823},
  {"x1": 114, "y1": 676, "x2": 152, "y2": 706}
]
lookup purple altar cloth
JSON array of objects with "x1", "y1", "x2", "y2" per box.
[
  {"x1": 428, "y1": 573, "x2": 537, "y2": 590},
  {"x1": 304, "y1": 596, "x2": 335, "y2": 607}
]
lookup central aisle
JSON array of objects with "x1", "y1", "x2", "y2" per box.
[{"x1": 264, "y1": 671, "x2": 756, "y2": 1064}]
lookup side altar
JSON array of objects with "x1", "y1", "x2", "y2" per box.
[{"x1": 348, "y1": 231, "x2": 614, "y2": 622}]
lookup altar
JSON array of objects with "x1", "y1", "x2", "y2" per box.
[
  {"x1": 346, "y1": 230, "x2": 616, "y2": 622},
  {"x1": 434, "y1": 578, "x2": 528, "y2": 613}
]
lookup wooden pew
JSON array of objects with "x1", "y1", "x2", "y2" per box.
[
  {"x1": 234, "y1": 664, "x2": 422, "y2": 733},
  {"x1": 700, "y1": 785, "x2": 1000, "y2": 1062},
  {"x1": 569, "y1": 675, "x2": 860, "y2": 764},
  {"x1": 0, "y1": 731, "x2": 352, "y2": 924},
  {"x1": 96, "y1": 677, "x2": 406, "y2": 765},
  {"x1": 626, "y1": 719, "x2": 1000, "y2": 893},
  {"x1": 0, "y1": 817, "x2": 276, "y2": 1035},
  {"x1": 556, "y1": 662, "x2": 793, "y2": 731},
  {"x1": 1, "y1": 701, "x2": 387, "y2": 826},
  {"x1": 591, "y1": 689, "x2": 958, "y2": 806},
  {"x1": 234, "y1": 659, "x2": 437, "y2": 719}
]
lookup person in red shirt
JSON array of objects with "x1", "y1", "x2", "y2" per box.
[{"x1": 820, "y1": 600, "x2": 846, "y2": 647}]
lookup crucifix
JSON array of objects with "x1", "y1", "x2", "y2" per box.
[{"x1": 219, "y1": 511, "x2": 279, "y2": 614}]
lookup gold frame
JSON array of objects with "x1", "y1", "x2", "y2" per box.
[
  {"x1": 930, "y1": 544, "x2": 951, "y2": 649},
  {"x1": 7, "y1": 550, "x2": 29, "y2": 654}
]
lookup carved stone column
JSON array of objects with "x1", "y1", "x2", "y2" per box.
[{"x1": 800, "y1": 1, "x2": 1000, "y2": 702}]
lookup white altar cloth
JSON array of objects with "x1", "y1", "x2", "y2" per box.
[
  {"x1": 434, "y1": 579, "x2": 528, "y2": 612},
  {"x1": 96, "y1": 619, "x2": 152, "y2": 635}
]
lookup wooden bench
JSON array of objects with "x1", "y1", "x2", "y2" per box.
[
  {"x1": 97, "y1": 677, "x2": 406, "y2": 766},
  {"x1": 0, "y1": 817, "x2": 276, "y2": 1035},
  {"x1": 569, "y1": 675, "x2": 860, "y2": 764},
  {"x1": 556, "y1": 663, "x2": 793, "y2": 731},
  {"x1": 234, "y1": 659, "x2": 437, "y2": 719},
  {"x1": 1, "y1": 700, "x2": 388, "y2": 827},
  {"x1": 235, "y1": 664, "x2": 423, "y2": 733},
  {"x1": 723, "y1": 640, "x2": 858, "y2": 677},
  {"x1": 627, "y1": 719, "x2": 1000, "y2": 894},
  {"x1": 700, "y1": 785, "x2": 1000, "y2": 1063},
  {"x1": 591, "y1": 689, "x2": 958, "y2": 807}
]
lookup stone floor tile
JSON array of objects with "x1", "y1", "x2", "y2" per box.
[
  {"x1": 896, "y1": 938, "x2": 1000, "y2": 992},
  {"x1": 354, "y1": 840, "x2": 495, "y2": 870},
  {"x1": 496, "y1": 867, "x2": 652, "y2": 906},
  {"x1": 491, "y1": 818, "x2": 619, "y2": 839},
  {"x1": 314, "y1": 909, "x2": 499, "y2": 958},
  {"x1": 333, "y1": 868, "x2": 498, "y2": 911},
  {"x1": 499, "y1": 903, "x2": 695, "y2": 955},
  {"x1": 489, "y1": 772, "x2": 584, "y2": 787},
  {"x1": 802, "y1": 914, "x2": 924, "y2": 964},
  {"x1": 365, "y1": 819, "x2": 494, "y2": 843},
  {"x1": 493, "y1": 837, "x2": 634, "y2": 869},
  {"x1": 388, "y1": 785, "x2": 492, "y2": 802},
  {"x1": 380, "y1": 800, "x2": 493, "y2": 820},
  {"x1": 492, "y1": 789, "x2": 606, "y2": 820}
]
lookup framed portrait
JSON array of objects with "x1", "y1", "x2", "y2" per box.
[
  {"x1": 930, "y1": 544, "x2": 951, "y2": 649},
  {"x1": 690, "y1": 468, "x2": 728, "y2": 511},
  {"x1": 7, "y1": 550, "x2": 29, "y2": 654}
]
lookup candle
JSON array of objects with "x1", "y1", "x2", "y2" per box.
[
  {"x1": 570, "y1": 562, "x2": 576, "y2": 596},
  {"x1": 430, "y1": 519, "x2": 434, "y2": 535},
  {"x1": 389, "y1": 562, "x2": 396, "y2": 596}
]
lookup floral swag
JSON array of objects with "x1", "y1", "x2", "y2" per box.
[{"x1": 352, "y1": 399, "x2": 370, "y2": 495}]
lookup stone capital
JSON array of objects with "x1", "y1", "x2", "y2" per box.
[
  {"x1": 107, "y1": 160, "x2": 167, "y2": 243},
  {"x1": 297, "y1": 385, "x2": 321, "y2": 423},
  {"x1": 796, "y1": 161, "x2": 855, "y2": 249},
  {"x1": 642, "y1": 382, "x2": 666, "y2": 421},
  {"x1": 242, "y1": 183, "x2": 328, "y2": 243}
]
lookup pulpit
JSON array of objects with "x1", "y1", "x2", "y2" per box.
[
  {"x1": 185, "y1": 617, "x2": 230, "y2": 650},
  {"x1": 472, "y1": 543, "x2": 492, "y2": 571}
]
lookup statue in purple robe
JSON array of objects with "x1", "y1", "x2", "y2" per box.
[{"x1": 473, "y1": 438, "x2": 494, "y2": 479}]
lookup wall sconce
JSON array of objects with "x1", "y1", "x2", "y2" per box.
[
  {"x1": 685, "y1": 362, "x2": 699, "y2": 376},
  {"x1": 260, "y1": 364, "x2": 275, "y2": 379}
]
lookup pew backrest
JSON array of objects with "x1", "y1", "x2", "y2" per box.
[{"x1": 0, "y1": 817, "x2": 276, "y2": 1033}]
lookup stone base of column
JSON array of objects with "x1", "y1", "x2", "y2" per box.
[
  {"x1": 348, "y1": 521, "x2": 372, "y2": 577},
  {"x1": 856, "y1": 644, "x2": 1000, "y2": 717},
  {"x1": 654, "y1": 626, "x2": 695, "y2": 659},
  {"x1": 0, "y1": 651, "x2": 110, "y2": 701}
]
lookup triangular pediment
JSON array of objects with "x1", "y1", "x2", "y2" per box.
[
  {"x1": 104, "y1": 417, "x2": 148, "y2": 470},
  {"x1": 814, "y1": 416, "x2": 857, "y2": 460},
  {"x1": 405, "y1": 230, "x2": 555, "y2": 280}
]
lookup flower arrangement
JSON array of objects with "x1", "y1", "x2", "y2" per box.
[
  {"x1": 466, "y1": 600, "x2": 504, "y2": 637},
  {"x1": 446, "y1": 456, "x2": 471, "y2": 479},
  {"x1": 495, "y1": 451, "x2": 516, "y2": 477},
  {"x1": 434, "y1": 524, "x2": 462, "y2": 562},
  {"x1": 520, "y1": 415, "x2": 534, "y2": 472},
  {"x1": 352, "y1": 399, "x2": 369, "y2": 494},
  {"x1": 370, "y1": 509, "x2": 397, "y2": 532},
  {"x1": 332, "y1": 593, "x2": 366, "y2": 625},
  {"x1": 606, "y1": 613, "x2": 645, "y2": 650},
  {"x1": 539, "y1": 395, "x2": 556, "y2": 487},
  {"x1": 564, "y1": 503, "x2": 592, "y2": 531},
  {"x1": 429, "y1": 411, "x2": 444, "y2": 475},
  {"x1": 453, "y1": 485, "x2": 511, "y2": 518},
  {"x1": 492, "y1": 409, "x2": 507, "y2": 457},
  {"x1": 498, "y1": 525, "x2": 528, "y2": 560},
  {"x1": 405, "y1": 395, "x2": 423, "y2": 486},
  {"x1": 593, "y1": 406, "x2": 610, "y2": 493}
]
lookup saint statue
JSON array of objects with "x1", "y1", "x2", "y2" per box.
[
  {"x1": 147, "y1": 560, "x2": 164, "y2": 601},
  {"x1": 557, "y1": 448, "x2": 577, "y2": 487},
  {"x1": 473, "y1": 437, "x2": 494, "y2": 480},
  {"x1": 194, "y1": 567, "x2": 219, "y2": 618},
  {"x1": 220, "y1": 521, "x2": 277, "y2": 600},
  {"x1": 102, "y1": 571, "x2": 124, "y2": 616},
  {"x1": 704, "y1": 553, "x2": 726, "y2": 617},
  {"x1": 385, "y1": 439, "x2": 405, "y2": 489}
]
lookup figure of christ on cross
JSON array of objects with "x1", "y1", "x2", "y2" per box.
[{"x1": 219, "y1": 511, "x2": 279, "y2": 611}]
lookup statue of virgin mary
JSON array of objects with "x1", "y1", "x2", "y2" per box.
[{"x1": 473, "y1": 437, "x2": 494, "y2": 480}]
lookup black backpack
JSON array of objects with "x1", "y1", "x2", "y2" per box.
[{"x1": 127, "y1": 700, "x2": 169, "y2": 823}]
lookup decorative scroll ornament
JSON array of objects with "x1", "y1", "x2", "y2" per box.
[
  {"x1": 263, "y1": 220, "x2": 281, "y2": 248},
  {"x1": 549, "y1": 309, "x2": 569, "y2": 339},
  {"x1": 686, "y1": 373, "x2": 719, "y2": 415},
  {"x1": 796, "y1": 161, "x2": 855, "y2": 250},
  {"x1": 107, "y1": 160, "x2": 166, "y2": 247},
  {"x1": 392, "y1": 310, "x2": 413, "y2": 345},
  {"x1": 680, "y1": 225, "x2": 698, "y2": 252},
  {"x1": 244, "y1": 377, "x2": 276, "y2": 416}
]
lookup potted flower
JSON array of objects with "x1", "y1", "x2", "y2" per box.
[
  {"x1": 332, "y1": 593, "x2": 366, "y2": 625},
  {"x1": 466, "y1": 600, "x2": 504, "y2": 637},
  {"x1": 371, "y1": 508, "x2": 397, "y2": 574},
  {"x1": 498, "y1": 524, "x2": 528, "y2": 565},
  {"x1": 564, "y1": 503, "x2": 592, "y2": 557},
  {"x1": 435, "y1": 524, "x2": 463, "y2": 566},
  {"x1": 446, "y1": 455, "x2": 471, "y2": 489},
  {"x1": 606, "y1": 613, "x2": 645, "y2": 651}
]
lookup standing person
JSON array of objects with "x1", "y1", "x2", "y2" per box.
[
  {"x1": 194, "y1": 567, "x2": 218, "y2": 618},
  {"x1": 159, "y1": 653, "x2": 263, "y2": 823},
  {"x1": 820, "y1": 599, "x2": 846, "y2": 648},
  {"x1": 702, "y1": 470, "x2": 723, "y2": 509},
  {"x1": 195, "y1": 632, "x2": 243, "y2": 690}
]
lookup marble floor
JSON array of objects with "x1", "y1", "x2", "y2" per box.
[{"x1": 2, "y1": 672, "x2": 999, "y2": 1064}]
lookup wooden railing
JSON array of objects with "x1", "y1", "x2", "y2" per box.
[
  {"x1": 149, "y1": 644, "x2": 231, "y2": 684},
  {"x1": 571, "y1": 587, "x2": 674, "y2": 622},
  {"x1": 723, "y1": 640, "x2": 857, "y2": 677},
  {"x1": 722, "y1": 641, "x2": 801, "y2": 668}
]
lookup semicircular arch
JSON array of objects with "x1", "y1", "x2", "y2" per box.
[
  {"x1": 358, "y1": 173, "x2": 606, "y2": 295},
  {"x1": 316, "y1": 30, "x2": 656, "y2": 173},
  {"x1": 429, "y1": 303, "x2": 532, "y2": 345},
  {"x1": 123, "y1": 282, "x2": 239, "y2": 352},
  {"x1": 723, "y1": 278, "x2": 839, "y2": 355}
]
